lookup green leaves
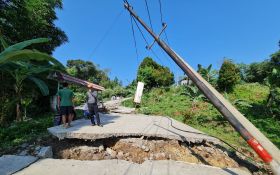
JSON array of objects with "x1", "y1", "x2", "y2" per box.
[
  {"x1": 217, "y1": 59, "x2": 241, "y2": 91},
  {"x1": 0, "y1": 0, "x2": 67, "y2": 54},
  {"x1": 137, "y1": 57, "x2": 174, "y2": 89},
  {"x1": 0, "y1": 35, "x2": 8, "y2": 49},
  {"x1": 0, "y1": 49, "x2": 64, "y2": 69},
  {"x1": 0, "y1": 38, "x2": 50, "y2": 56},
  {"x1": 28, "y1": 76, "x2": 49, "y2": 96}
]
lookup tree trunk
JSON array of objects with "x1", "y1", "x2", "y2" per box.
[
  {"x1": 15, "y1": 83, "x2": 22, "y2": 122},
  {"x1": 16, "y1": 103, "x2": 22, "y2": 121}
]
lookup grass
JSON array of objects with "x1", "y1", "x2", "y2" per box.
[
  {"x1": 0, "y1": 113, "x2": 53, "y2": 154},
  {"x1": 0, "y1": 109, "x2": 85, "y2": 155},
  {"x1": 122, "y1": 83, "x2": 280, "y2": 150}
]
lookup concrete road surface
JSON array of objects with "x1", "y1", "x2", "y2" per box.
[
  {"x1": 15, "y1": 159, "x2": 251, "y2": 175},
  {"x1": 48, "y1": 113, "x2": 219, "y2": 144}
]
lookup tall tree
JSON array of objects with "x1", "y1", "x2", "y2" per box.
[
  {"x1": 137, "y1": 57, "x2": 174, "y2": 89},
  {"x1": 217, "y1": 59, "x2": 241, "y2": 91},
  {"x1": 0, "y1": 0, "x2": 68, "y2": 54},
  {"x1": 245, "y1": 61, "x2": 270, "y2": 83}
]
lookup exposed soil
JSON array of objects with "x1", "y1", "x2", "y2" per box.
[
  {"x1": 5, "y1": 135, "x2": 274, "y2": 174},
  {"x1": 47, "y1": 137, "x2": 240, "y2": 168}
]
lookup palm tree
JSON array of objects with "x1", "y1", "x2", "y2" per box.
[{"x1": 0, "y1": 35, "x2": 64, "y2": 121}]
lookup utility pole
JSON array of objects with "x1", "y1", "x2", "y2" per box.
[{"x1": 124, "y1": 2, "x2": 280, "y2": 174}]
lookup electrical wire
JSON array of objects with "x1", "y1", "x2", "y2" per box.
[
  {"x1": 130, "y1": 14, "x2": 140, "y2": 65},
  {"x1": 158, "y1": 0, "x2": 170, "y2": 46},
  {"x1": 165, "y1": 116, "x2": 257, "y2": 164},
  {"x1": 88, "y1": 10, "x2": 124, "y2": 59},
  {"x1": 131, "y1": 16, "x2": 164, "y2": 65},
  {"x1": 144, "y1": 0, "x2": 154, "y2": 32}
]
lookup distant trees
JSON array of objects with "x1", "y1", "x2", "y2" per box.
[
  {"x1": 66, "y1": 59, "x2": 122, "y2": 89},
  {"x1": 246, "y1": 61, "x2": 270, "y2": 83},
  {"x1": 65, "y1": 59, "x2": 128, "y2": 101},
  {"x1": 0, "y1": 0, "x2": 68, "y2": 54},
  {"x1": 217, "y1": 59, "x2": 241, "y2": 91},
  {"x1": 137, "y1": 57, "x2": 174, "y2": 89}
]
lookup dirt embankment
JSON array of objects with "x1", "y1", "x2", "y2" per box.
[{"x1": 50, "y1": 137, "x2": 240, "y2": 168}]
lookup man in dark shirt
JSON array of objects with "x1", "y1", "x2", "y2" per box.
[
  {"x1": 58, "y1": 82, "x2": 74, "y2": 128},
  {"x1": 86, "y1": 88, "x2": 102, "y2": 127}
]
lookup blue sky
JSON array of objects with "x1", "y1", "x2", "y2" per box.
[{"x1": 53, "y1": 0, "x2": 280, "y2": 85}]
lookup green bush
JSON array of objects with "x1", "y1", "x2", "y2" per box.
[
  {"x1": 268, "y1": 87, "x2": 280, "y2": 119},
  {"x1": 73, "y1": 92, "x2": 86, "y2": 106},
  {"x1": 218, "y1": 59, "x2": 241, "y2": 91},
  {"x1": 137, "y1": 57, "x2": 174, "y2": 89}
]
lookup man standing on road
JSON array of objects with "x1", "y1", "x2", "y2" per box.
[
  {"x1": 86, "y1": 88, "x2": 102, "y2": 127},
  {"x1": 58, "y1": 82, "x2": 74, "y2": 128}
]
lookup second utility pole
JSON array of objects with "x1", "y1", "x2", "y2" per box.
[{"x1": 124, "y1": 2, "x2": 280, "y2": 174}]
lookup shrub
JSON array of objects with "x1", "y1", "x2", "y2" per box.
[
  {"x1": 137, "y1": 57, "x2": 174, "y2": 89},
  {"x1": 218, "y1": 59, "x2": 241, "y2": 91}
]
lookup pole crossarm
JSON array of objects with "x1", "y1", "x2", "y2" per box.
[{"x1": 146, "y1": 23, "x2": 167, "y2": 50}]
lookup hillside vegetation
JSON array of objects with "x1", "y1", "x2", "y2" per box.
[{"x1": 123, "y1": 83, "x2": 280, "y2": 150}]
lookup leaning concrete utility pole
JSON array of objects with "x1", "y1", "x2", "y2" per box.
[{"x1": 124, "y1": 2, "x2": 280, "y2": 174}]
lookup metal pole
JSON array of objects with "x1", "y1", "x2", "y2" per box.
[{"x1": 124, "y1": 3, "x2": 280, "y2": 174}]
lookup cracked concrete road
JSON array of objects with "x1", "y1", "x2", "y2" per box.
[{"x1": 48, "y1": 113, "x2": 219, "y2": 144}]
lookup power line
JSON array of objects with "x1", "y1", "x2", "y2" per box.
[
  {"x1": 158, "y1": 0, "x2": 170, "y2": 46},
  {"x1": 130, "y1": 14, "x2": 140, "y2": 65},
  {"x1": 131, "y1": 16, "x2": 164, "y2": 65},
  {"x1": 164, "y1": 117, "x2": 258, "y2": 165},
  {"x1": 144, "y1": 0, "x2": 154, "y2": 32},
  {"x1": 88, "y1": 10, "x2": 124, "y2": 59}
]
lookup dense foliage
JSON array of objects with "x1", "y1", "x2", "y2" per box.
[
  {"x1": 267, "y1": 51, "x2": 280, "y2": 118},
  {"x1": 137, "y1": 57, "x2": 174, "y2": 89},
  {"x1": 0, "y1": 0, "x2": 68, "y2": 54},
  {"x1": 0, "y1": 36, "x2": 64, "y2": 124},
  {"x1": 217, "y1": 59, "x2": 241, "y2": 91}
]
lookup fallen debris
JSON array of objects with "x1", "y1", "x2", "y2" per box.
[{"x1": 38, "y1": 146, "x2": 53, "y2": 158}]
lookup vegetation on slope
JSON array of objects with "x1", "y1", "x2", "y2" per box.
[{"x1": 123, "y1": 83, "x2": 280, "y2": 150}]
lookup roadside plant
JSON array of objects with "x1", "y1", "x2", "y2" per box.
[{"x1": 0, "y1": 35, "x2": 64, "y2": 121}]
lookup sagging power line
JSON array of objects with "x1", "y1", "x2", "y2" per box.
[{"x1": 88, "y1": 10, "x2": 124, "y2": 59}]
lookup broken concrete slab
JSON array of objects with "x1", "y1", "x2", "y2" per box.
[
  {"x1": 0, "y1": 155, "x2": 38, "y2": 175},
  {"x1": 37, "y1": 146, "x2": 53, "y2": 158},
  {"x1": 48, "y1": 113, "x2": 219, "y2": 144},
  {"x1": 14, "y1": 159, "x2": 251, "y2": 175}
]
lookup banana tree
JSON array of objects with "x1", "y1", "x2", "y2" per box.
[
  {"x1": 197, "y1": 64, "x2": 217, "y2": 85},
  {"x1": 0, "y1": 35, "x2": 64, "y2": 121}
]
